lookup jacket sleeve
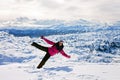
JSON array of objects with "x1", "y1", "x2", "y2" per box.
[
  {"x1": 60, "y1": 50, "x2": 70, "y2": 58},
  {"x1": 42, "y1": 37, "x2": 55, "y2": 45}
]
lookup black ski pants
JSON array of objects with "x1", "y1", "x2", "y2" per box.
[{"x1": 31, "y1": 42, "x2": 51, "y2": 68}]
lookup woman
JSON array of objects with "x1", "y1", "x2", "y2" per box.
[{"x1": 31, "y1": 36, "x2": 71, "y2": 69}]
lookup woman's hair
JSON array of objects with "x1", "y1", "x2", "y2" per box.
[{"x1": 54, "y1": 42, "x2": 64, "y2": 51}]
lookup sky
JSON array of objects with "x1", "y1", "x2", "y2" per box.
[{"x1": 0, "y1": 0, "x2": 120, "y2": 22}]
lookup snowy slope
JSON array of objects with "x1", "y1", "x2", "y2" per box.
[
  {"x1": 0, "y1": 24, "x2": 120, "y2": 80},
  {"x1": 0, "y1": 18, "x2": 120, "y2": 80}
]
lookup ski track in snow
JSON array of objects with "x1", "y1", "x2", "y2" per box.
[{"x1": 0, "y1": 29, "x2": 120, "y2": 80}]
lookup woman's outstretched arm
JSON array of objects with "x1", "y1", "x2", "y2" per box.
[
  {"x1": 41, "y1": 36, "x2": 55, "y2": 45},
  {"x1": 60, "y1": 50, "x2": 71, "y2": 58}
]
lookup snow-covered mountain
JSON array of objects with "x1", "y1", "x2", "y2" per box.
[
  {"x1": 0, "y1": 19, "x2": 120, "y2": 80},
  {"x1": 0, "y1": 17, "x2": 105, "y2": 29},
  {"x1": 0, "y1": 17, "x2": 65, "y2": 28},
  {"x1": 1, "y1": 17, "x2": 119, "y2": 38}
]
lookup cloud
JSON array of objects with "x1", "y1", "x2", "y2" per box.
[
  {"x1": 98, "y1": 0, "x2": 120, "y2": 13},
  {"x1": 91, "y1": 0, "x2": 120, "y2": 21},
  {"x1": 0, "y1": 0, "x2": 120, "y2": 22},
  {"x1": 40, "y1": 0, "x2": 66, "y2": 9}
]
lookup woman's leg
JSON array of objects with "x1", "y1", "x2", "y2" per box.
[
  {"x1": 37, "y1": 52, "x2": 51, "y2": 68},
  {"x1": 31, "y1": 42, "x2": 50, "y2": 68},
  {"x1": 31, "y1": 42, "x2": 48, "y2": 52}
]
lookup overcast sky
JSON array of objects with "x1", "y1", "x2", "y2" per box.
[{"x1": 0, "y1": 0, "x2": 120, "y2": 22}]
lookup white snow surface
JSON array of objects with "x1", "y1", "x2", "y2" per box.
[{"x1": 0, "y1": 31, "x2": 120, "y2": 80}]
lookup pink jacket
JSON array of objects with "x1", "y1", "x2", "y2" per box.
[{"x1": 42, "y1": 37, "x2": 70, "y2": 58}]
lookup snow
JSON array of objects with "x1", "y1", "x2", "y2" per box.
[
  {"x1": 0, "y1": 22, "x2": 120, "y2": 80},
  {"x1": 0, "y1": 63, "x2": 120, "y2": 80},
  {"x1": 0, "y1": 64, "x2": 37, "y2": 80}
]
